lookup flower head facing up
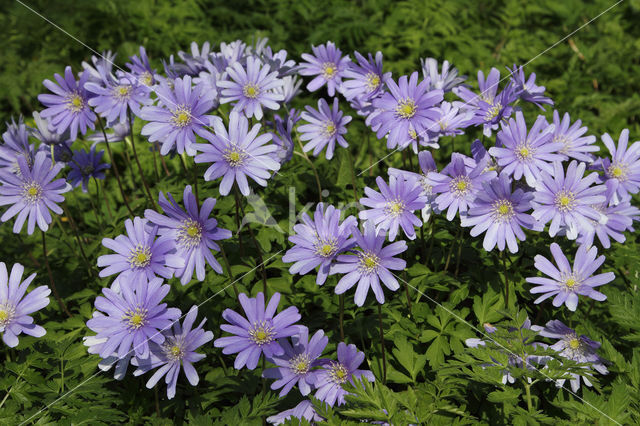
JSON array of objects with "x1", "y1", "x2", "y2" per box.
[
  {"x1": 341, "y1": 51, "x2": 390, "y2": 101},
  {"x1": 549, "y1": 110, "x2": 598, "y2": 163},
  {"x1": 331, "y1": 221, "x2": 407, "y2": 306},
  {"x1": 314, "y1": 342, "x2": 374, "y2": 407},
  {"x1": 195, "y1": 111, "x2": 281, "y2": 196},
  {"x1": 86, "y1": 73, "x2": 151, "y2": 124},
  {"x1": 145, "y1": 185, "x2": 232, "y2": 285},
  {"x1": 282, "y1": 203, "x2": 356, "y2": 285},
  {"x1": 67, "y1": 145, "x2": 110, "y2": 192},
  {"x1": 531, "y1": 160, "x2": 607, "y2": 240},
  {"x1": 218, "y1": 56, "x2": 284, "y2": 120},
  {"x1": 214, "y1": 292, "x2": 301, "y2": 370},
  {"x1": 86, "y1": 277, "x2": 181, "y2": 359},
  {"x1": 299, "y1": 41, "x2": 350, "y2": 97},
  {"x1": 132, "y1": 305, "x2": 213, "y2": 399},
  {"x1": 0, "y1": 151, "x2": 70, "y2": 235},
  {"x1": 0, "y1": 262, "x2": 50, "y2": 347},
  {"x1": 298, "y1": 98, "x2": 352, "y2": 160},
  {"x1": 262, "y1": 326, "x2": 328, "y2": 397},
  {"x1": 599, "y1": 129, "x2": 640, "y2": 203},
  {"x1": 421, "y1": 58, "x2": 466, "y2": 92},
  {"x1": 527, "y1": 243, "x2": 614, "y2": 311}
]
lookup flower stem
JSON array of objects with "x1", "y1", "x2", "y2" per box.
[
  {"x1": 158, "y1": 147, "x2": 171, "y2": 176},
  {"x1": 41, "y1": 230, "x2": 72, "y2": 318},
  {"x1": 293, "y1": 151, "x2": 323, "y2": 203},
  {"x1": 502, "y1": 251, "x2": 510, "y2": 308},
  {"x1": 346, "y1": 148, "x2": 358, "y2": 204},
  {"x1": 377, "y1": 304, "x2": 387, "y2": 384},
  {"x1": 524, "y1": 382, "x2": 533, "y2": 412},
  {"x1": 219, "y1": 245, "x2": 239, "y2": 298},
  {"x1": 444, "y1": 226, "x2": 461, "y2": 272},
  {"x1": 97, "y1": 178, "x2": 113, "y2": 222},
  {"x1": 128, "y1": 112, "x2": 156, "y2": 209},
  {"x1": 151, "y1": 144, "x2": 160, "y2": 181},
  {"x1": 455, "y1": 234, "x2": 465, "y2": 278},
  {"x1": 97, "y1": 117, "x2": 134, "y2": 216}
]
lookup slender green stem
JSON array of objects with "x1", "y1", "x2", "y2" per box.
[
  {"x1": 455, "y1": 234, "x2": 465, "y2": 278},
  {"x1": 502, "y1": 251, "x2": 510, "y2": 307},
  {"x1": 151, "y1": 144, "x2": 160, "y2": 181},
  {"x1": 97, "y1": 178, "x2": 113, "y2": 222},
  {"x1": 346, "y1": 148, "x2": 358, "y2": 204},
  {"x1": 97, "y1": 117, "x2": 134, "y2": 216},
  {"x1": 41, "y1": 230, "x2": 72, "y2": 318},
  {"x1": 444, "y1": 226, "x2": 462, "y2": 272},
  {"x1": 158, "y1": 147, "x2": 171, "y2": 176},
  {"x1": 128, "y1": 112, "x2": 156, "y2": 209},
  {"x1": 233, "y1": 188, "x2": 244, "y2": 255},
  {"x1": 524, "y1": 382, "x2": 533, "y2": 412},
  {"x1": 377, "y1": 304, "x2": 387, "y2": 384},
  {"x1": 219, "y1": 245, "x2": 239, "y2": 298}
]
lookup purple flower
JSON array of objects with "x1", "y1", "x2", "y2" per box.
[
  {"x1": 461, "y1": 173, "x2": 535, "y2": 253},
  {"x1": 195, "y1": 111, "x2": 281, "y2": 196},
  {"x1": 144, "y1": 185, "x2": 232, "y2": 285},
  {"x1": 526, "y1": 243, "x2": 614, "y2": 311},
  {"x1": 421, "y1": 58, "x2": 466, "y2": 92},
  {"x1": 177, "y1": 41, "x2": 213, "y2": 75},
  {"x1": 509, "y1": 65, "x2": 553, "y2": 109},
  {"x1": 262, "y1": 326, "x2": 328, "y2": 397},
  {"x1": 370, "y1": 72, "x2": 444, "y2": 150},
  {"x1": 426, "y1": 101, "x2": 472, "y2": 142},
  {"x1": 83, "y1": 314, "x2": 132, "y2": 380},
  {"x1": 299, "y1": 41, "x2": 350, "y2": 97},
  {"x1": 0, "y1": 262, "x2": 50, "y2": 347},
  {"x1": 86, "y1": 276, "x2": 181, "y2": 359},
  {"x1": 0, "y1": 151, "x2": 70, "y2": 234},
  {"x1": 31, "y1": 111, "x2": 71, "y2": 147},
  {"x1": 273, "y1": 75, "x2": 302, "y2": 104},
  {"x1": 132, "y1": 305, "x2": 213, "y2": 399},
  {"x1": 82, "y1": 50, "x2": 117, "y2": 84},
  {"x1": 454, "y1": 68, "x2": 501, "y2": 108},
  {"x1": 86, "y1": 73, "x2": 151, "y2": 123},
  {"x1": 37, "y1": 66, "x2": 96, "y2": 141},
  {"x1": 97, "y1": 217, "x2": 184, "y2": 291},
  {"x1": 67, "y1": 145, "x2": 110, "y2": 192},
  {"x1": 140, "y1": 75, "x2": 215, "y2": 156},
  {"x1": 599, "y1": 129, "x2": 640, "y2": 203},
  {"x1": 126, "y1": 46, "x2": 157, "y2": 87},
  {"x1": 87, "y1": 120, "x2": 130, "y2": 144},
  {"x1": 534, "y1": 320, "x2": 608, "y2": 392},
  {"x1": 531, "y1": 161, "x2": 607, "y2": 240},
  {"x1": 490, "y1": 111, "x2": 564, "y2": 187},
  {"x1": 341, "y1": 51, "x2": 390, "y2": 101},
  {"x1": 0, "y1": 117, "x2": 34, "y2": 173},
  {"x1": 549, "y1": 111, "x2": 598, "y2": 162},
  {"x1": 331, "y1": 222, "x2": 407, "y2": 306},
  {"x1": 428, "y1": 153, "x2": 497, "y2": 221},
  {"x1": 314, "y1": 342, "x2": 375, "y2": 407},
  {"x1": 270, "y1": 109, "x2": 300, "y2": 164},
  {"x1": 266, "y1": 400, "x2": 323, "y2": 425},
  {"x1": 217, "y1": 56, "x2": 284, "y2": 120},
  {"x1": 359, "y1": 174, "x2": 427, "y2": 241},
  {"x1": 193, "y1": 61, "x2": 223, "y2": 108},
  {"x1": 214, "y1": 292, "x2": 301, "y2": 370},
  {"x1": 577, "y1": 194, "x2": 639, "y2": 248},
  {"x1": 298, "y1": 98, "x2": 352, "y2": 160}
]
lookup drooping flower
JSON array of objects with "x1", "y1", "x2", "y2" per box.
[
  {"x1": 140, "y1": 75, "x2": 216, "y2": 156},
  {"x1": 314, "y1": 342, "x2": 375, "y2": 407},
  {"x1": 0, "y1": 262, "x2": 50, "y2": 348},
  {"x1": 548, "y1": 110, "x2": 598, "y2": 163},
  {"x1": 0, "y1": 117, "x2": 34, "y2": 173},
  {"x1": 341, "y1": 51, "x2": 390, "y2": 101},
  {"x1": 177, "y1": 41, "x2": 213, "y2": 75},
  {"x1": 132, "y1": 305, "x2": 213, "y2": 399},
  {"x1": 509, "y1": 65, "x2": 554, "y2": 109},
  {"x1": 599, "y1": 129, "x2": 640, "y2": 203},
  {"x1": 97, "y1": 217, "x2": 184, "y2": 291},
  {"x1": 217, "y1": 56, "x2": 284, "y2": 120},
  {"x1": 533, "y1": 320, "x2": 608, "y2": 392},
  {"x1": 359, "y1": 174, "x2": 427, "y2": 241},
  {"x1": 461, "y1": 173, "x2": 535, "y2": 253},
  {"x1": 83, "y1": 312, "x2": 132, "y2": 380},
  {"x1": 262, "y1": 326, "x2": 328, "y2": 396},
  {"x1": 214, "y1": 292, "x2": 301, "y2": 370},
  {"x1": 526, "y1": 243, "x2": 614, "y2": 311},
  {"x1": 270, "y1": 109, "x2": 300, "y2": 164},
  {"x1": 195, "y1": 111, "x2": 281, "y2": 196},
  {"x1": 454, "y1": 68, "x2": 501, "y2": 109},
  {"x1": 144, "y1": 185, "x2": 232, "y2": 286},
  {"x1": 86, "y1": 120, "x2": 130, "y2": 144},
  {"x1": 370, "y1": 72, "x2": 444, "y2": 150},
  {"x1": 86, "y1": 276, "x2": 181, "y2": 359},
  {"x1": 531, "y1": 161, "x2": 607, "y2": 240},
  {"x1": 82, "y1": 50, "x2": 117, "y2": 83},
  {"x1": 420, "y1": 58, "x2": 466, "y2": 92},
  {"x1": 37, "y1": 66, "x2": 96, "y2": 141},
  {"x1": 31, "y1": 111, "x2": 71, "y2": 147},
  {"x1": 67, "y1": 145, "x2": 110, "y2": 192},
  {"x1": 298, "y1": 98, "x2": 352, "y2": 160},
  {"x1": 0, "y1": 151, "x2": 70, "y2": 234},
  {"x1": 489, "y1": 111, "x2": 563, "y2": 187},
  {"x1": 85, "y1": 73, "x2": 151, "y2": 123},
  {"x1": 273, "y1": 75, "x2": 303, "y2": 105},
  {"x1": 331, "y1": 221, "x2": 407, "y2": 306},
  {"x1": 266, "y1": 400, "x2": 324, "y2": 425},
  {"x1": 299, "y1": 41, "x2": 350, "y2": 97},
  {"x1": 282, "y1": 203, "x2": 356, "y2": 285}
]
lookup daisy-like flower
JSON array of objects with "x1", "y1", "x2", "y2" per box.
[
  {"x1": 140, "y1": 75, "x2": 216, "y2": 156},
  {"x1": 428, "y1": 154, "x2": 497, "y2": 221},
  {"x1": 126, "y1": 46, "x2": 157, "y2": 87},
  {"x1": 178, "y1": 41, "x2": 213, "y2": 75},
  {"x1": 454, "y1": 67, "x2": 501, "y2": 108},
  {"x1": 67, "y1": 145, "x2": 110, "y2": 192},
  {"x1": 83, "y1": 312, "x2": 132, "y2": 380},
  {"x1": 97, "y1": 217, "x2": 184, "y2": 291},
  {"x1": 534, "y1": 320, "x2": 608, "y2": 392},
  {"x1": 267, "y1": 400, "x2": 323, "y2": 425},
  {"x1": 526, "y1": 243, "x2": 614, "y2": 311},
  {"x1": 461, "y1": 173, "x2": 535, "y2": 253},
  {"x1": 214, "y1": 292, "x2": 301, "y2": 370},
  {"x1": 341, "y1": 51, "x2": 390, "y2": 101},
  {"x1": 359, "y1": 174, "x2": 427, "y2": 241},
  {"x1": 274, "y1": 75, "x2": 303, "y2": 104},
  {"x1": 299, "y1": 41, "x2": 350, "y2": 97},
  {"x1": 282, "y1": 203, "x2": 356, "y2": 285},
  {"x1": 389, "y1": 150, "x2": 439, "y2": 222},
  {"x1": 426, "y1": 101, "x2": 472, "y2": 142},
  {"x1": 82, "y1": 50, "x2": 117, "y2": 84},
  {"x1": 262, "y1": 326, "x2": 328, "y2": 397},
  {"x1": 132, "y1": 305, "x2": 213, "y2": 399},
  {"x1": 331, "y1": 221, "x2": 407, "y2": 306},
  {"x1": 599, "y1": 129, "x2": 640, "y2": 203},
  {"x1": 31, "y1": 111, "x2": 71, "y2": 147},
  {"x1": 86, "y1": 276, "x2": 181, "y2": 359},
  {"x1": 37, "y1": 66, "x2": 96, "y2": 141},
  {"x1": 490, "y1": 111, "x2": 564, "y2": 187},
  {"x1": 217, "y1": 56, "x2": 284, "y2": 120},
  {"x1": 0, "y1": 117, "x2": 34, "y2": 173},
  {"x1": 0, "y1": 262, "x2": 50, "y2": 347},
  {"x1": 195, "y1": 111, "x2": 281, "y2": 196},
  {"x1": 577, "y1": 195, "x2": 639, "y2": 249},
  {"x1": 370, "y1": 72, "x2": 444, "y2": 150},
  {"x1": 270, "y1": 109, "x2": 300, "y2": 164},
  {"x1": 548, "y1": 111, "x2": 598, "y2": 163},
  {"x1": 86, "y1": 73, "x2": 151, "y2": 123},
  {"x1": 145, "y1": 185, "x2": 232, "y2": 286},
  {"x1": 298, "y1": 98, "x2": 352, "y2": 160},
  {"x1": 509, "y1": 65, "x2": 553, "y2": 109},
  {"x1": 314, "y1": 342, "x2": 375, "y2": 407},
  {"x1": 421, "y1": 58, "x2": 466, "y2": 92},
  {"x1": 531, "y1": 161, "x2": 607, "y2": 240},
  {"x1": 0, "y1": 151, "x2": 70, "y2": 235}
]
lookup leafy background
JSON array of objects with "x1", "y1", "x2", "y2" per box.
[{"x1": 1, "y1": 0, "x2": 640, "y2": 424}]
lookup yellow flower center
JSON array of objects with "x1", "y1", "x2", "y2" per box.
[
  {"x1": 0, "y1": 304, "x2": 15, "y2": 326},
  {"x1": 409, "y1": 128, "x2": 418, "y2": 140},
  {"x1": 66, "y1": 93, "x2": 85, "y2": 113},
  {"x1": 129, "y1": 245, "x2": 152, "y2": 268},
  {"x1": 22, "y1": 182, "x2": 43, "y2": 204},
  {"x1": 562, "y1": 273, "x2": 581, "y2": 289},
  {"x1": 359, "y1": 251, "x2": 380, "y2": 273},
  {"x1": 608, "y1": 163, "x2": 628, "y2": 181},
  {"x1": 290, "y1": 353, "x2": 312, "y2": 375},
  {"x1": 328, "y1": 361, "x2": 349, "y2": 384},
  {"x1": 123, "y1": 307, "x2": 148, "y2": 330},
  {"x1": 492, "y1": 200, "x2": 515, "y2": 222},
  {"x1": 516, "y1": 145, "x2": 533, "y2": 161},
  {"x1": 484, "y1": 103, "x2": 502, "y2": 121},
  {"x1": 396, "y1": 99, "x2": 417, "y2": 119},
  {"x1": 177, "y1": 219, "x2": 203, "y2": 248},
  {"x1": 554, "y1": 190, "x2": 576, "y2": 212},
  {"x1": 242, "y1": 83, "x2": 260, "y2": 99},
  {"x1": 114, "y1": 85, "x2": 132, "y2": 100},
  {"x1": 322, "y1": 62, "x2": 337, "y2": 79},
  {"x1": 171, "y1": 345, "x2": 182, "y2": 357},
  {"x1": 171, "y1": 106, "x2": 192, "y2": 128},
  {"x1": 365, "y1": 72, "x2": 381, "y2": 91},
  {"x1": 224, "y1": 147, "x2": 248, "y2": 167},
  {"x1": 249, "y1": 320, "x2": 275, "y2": 346},
  {"x1": 568, "y1": 338, "x2": 581, "y2": 350},
  {"x1": 450, "y1": 176, "x2": 472, "y2": 196},
  {"x1": 139, "y1": 71, "x2": 153, "y2": 86},
  {"x1": 384, "y1": 200, "x2": 405, "y2": 217},
  {"x1": 322, "y1": 121, "x2": 337, "y2": 137}
]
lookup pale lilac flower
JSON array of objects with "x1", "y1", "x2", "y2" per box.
[
  {"x1": 421, "y1": 58, "x2": 466, "y2": 92},
  {"x1": 0, "y1": 117, "x2": 34, "y2": 173},
  {"x1": 341, "y1": 51, "x2": 390, "y2": 101},
  {"x1": 599, "y1": 129, "x2": 640, "y2": 203},
  {"x1": 509, "y1": 65, "x2": 553, "y2": 109},
  {"x1": 299, "y1": 41, "x2": 350, "y2": 97},
  {"x1": 267, "y1": 400, "x2": 323, "y2": 425},
  {"x1": 298, "y1": 98, "x2": 352, "y2": 160},
  {"x1": 86, "y1": 73, "x2": 151, "y2": 123},
  {"x1": 549, "y1": 111, "x2": 598, "y2": 163}
]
